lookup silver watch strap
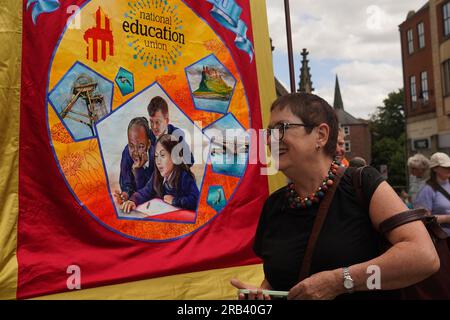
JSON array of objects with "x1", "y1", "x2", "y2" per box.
[{"x1": 343, "y1": 267, "x2": 354, "y2": 293}]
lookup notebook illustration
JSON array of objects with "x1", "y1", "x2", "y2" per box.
[
  {"x1": 117, "y1": 198, "x2": 197, "y2": 224},
  {"x1": 136, "y1": 198, "x2": 179, "y2": 216}
]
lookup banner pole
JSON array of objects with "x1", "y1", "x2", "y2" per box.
[{"x1": 284, "y1": 0, "x2": 296, "y2": 93}]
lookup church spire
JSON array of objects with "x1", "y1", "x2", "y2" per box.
[
  {"x1": 298, "y1": 49, "x2": 314, "y2": 93},
  {"x1": 333, "y1": 75, "x2": 344, "y2": 110}
]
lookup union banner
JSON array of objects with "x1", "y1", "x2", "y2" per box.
[{"x1": 0, "y1": 0, "x2": 280, "y2": 299}]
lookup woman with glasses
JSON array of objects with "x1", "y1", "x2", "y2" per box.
[{"x1": 231, "y1": 93, "x2": 439, "y2": 300}]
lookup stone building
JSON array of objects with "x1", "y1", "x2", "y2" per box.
[{"x1": 332, "y1": 76, "x2": 372, "y2": 164}]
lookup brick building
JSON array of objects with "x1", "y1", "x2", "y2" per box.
[{"x1": 400, "y1": 0, "x2": 450, "y2": 157}]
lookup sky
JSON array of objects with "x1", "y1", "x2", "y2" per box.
[{"x1": 266, "y1": 0, "x2": 427, "y2": 119}]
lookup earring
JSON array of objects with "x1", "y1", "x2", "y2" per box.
[{"x1": 316, "y1": 144, "x2": 321, "y2": 150}]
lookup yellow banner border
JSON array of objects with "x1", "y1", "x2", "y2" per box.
[{"x1": 0, "y1": 0, "x2": 22, "y2": 300}]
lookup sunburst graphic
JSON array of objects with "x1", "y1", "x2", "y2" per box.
[{"x1": 124, "y1": 0, "x2": 184, "y2": 71}]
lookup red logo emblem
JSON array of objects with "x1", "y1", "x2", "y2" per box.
[{"x1": 84, "y1": 7, "x2": 114, "y2": 62}]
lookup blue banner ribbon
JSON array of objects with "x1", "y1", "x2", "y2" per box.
[
  {"x1": 27, "y1": 0, "x2": 61, "y2": 25},
  {"x1": 207, "y1": 0, "x2": 254, "y2": 62}
]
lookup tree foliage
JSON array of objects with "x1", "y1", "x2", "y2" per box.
[{"x1": 370, "y1": 89, "x2": 406, "y2": 188}]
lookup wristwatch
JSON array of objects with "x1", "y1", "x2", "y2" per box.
[{"x1": 342, "y1": 267, "x2": 354, "y2": 293}]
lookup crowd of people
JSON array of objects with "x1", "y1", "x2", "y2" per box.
[
  {"x1": 407, "y1": 152, "x2": 450, "y2": 236},
  {"x1": 336, "y1": 133, "x2": 450, "y2": 234}
]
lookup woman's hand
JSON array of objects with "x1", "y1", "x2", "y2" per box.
[
  {"x1": 230, "y1": 279, "x2": 271, "y2": 300},
  {"x1": 121, "y1": 200, "x2": 136, "y2": 213},
  {"x1": 288, "y1": 269, "x2": 344, "y2": 300},
  {"x1": 164, "y1": 195, "x2": 174, "y2": 205},
  {"x1": 114, "y1": 190, "x2": 128, "y2": 205},
  {"x1": 435, "y1": 215, "x2": 450, "y2": 226}
]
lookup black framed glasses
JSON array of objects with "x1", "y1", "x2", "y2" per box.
[{"x1": 266, "y1": 122, "x2": 312, "y2": 141}]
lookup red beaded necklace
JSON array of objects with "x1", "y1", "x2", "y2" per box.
[{"x1": 287, "y1": 159, "x2": 341, "y2": 209}]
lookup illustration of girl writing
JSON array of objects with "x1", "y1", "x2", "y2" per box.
[{"x1": 120, "y1": 134, "x2": 199, "y2": 213}]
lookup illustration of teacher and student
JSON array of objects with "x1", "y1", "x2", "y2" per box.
[{"x1": 114, "y1": 96, "x2": 199, "y2": 216}]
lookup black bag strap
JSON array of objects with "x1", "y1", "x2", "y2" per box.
[
  {"x1": 351, "y1": 166, "x2": 370, "y2": 211},
  {"x1": 435, "y1": 184, "x2": 450, "y2": 202},
  {"x1": 298, "y1": 166, "x2": 346, "y2": 281}
]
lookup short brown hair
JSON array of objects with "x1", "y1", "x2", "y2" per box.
[
  {"x1": 270, "y1": 93, "x2": 338, "y2": 157},
  {"x1": 147, "y1": 96, "x2": 168, "y2": 117}
]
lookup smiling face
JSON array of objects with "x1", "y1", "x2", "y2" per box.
[
  {"x1": 128, "y1": 125, "x2": 150, "y2": 162},
  {"x1": 335, "y1": 130, "x2": 345, "y2": 161},
  {"x1": 149, "y1": 110, "x2": 169, "y2": 138},
  {"x1": 268, "y1": 107, "x2": 317, "y2": 174},
  {"x1": 154, "y1": 141, "x2": 174, "y2": 178}
]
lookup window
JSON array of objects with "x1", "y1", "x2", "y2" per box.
[
  {"x1": 407, "y1": 29, "x2": 414, "y2": 54},
  {"x1": 344, "y1": 141, "x2": 351, "y2": 153},
  {"x1": 343, "y1": 126, "x2": 350, "y2": 136},
  {"x1": 420, "y1": 71, "x2": 429, "y2": 101},
  {"x1": 444, "y1": 59, "x2": 450, "y2": 96},
  {"x1": 417, "y1": 22, "x2": 425, "y2": 48},
  {"x1": 444, "y1": 2, "x2": 450, "y2": 37},
  {"x1": 410, "y1": 76, "x2": 417, "y2": 108}
]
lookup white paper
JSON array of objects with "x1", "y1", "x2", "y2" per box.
[{"x1": 135, "y1": 198, "x2": 180, "y2": 217}]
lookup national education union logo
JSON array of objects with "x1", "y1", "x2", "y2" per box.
[{"x1": 123, "y1": 0, "x2": 185, "y2": 71}]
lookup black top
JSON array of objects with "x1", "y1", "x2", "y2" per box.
[{"x1": 253, "y1": 166, "x2": 400, "y2": 299}]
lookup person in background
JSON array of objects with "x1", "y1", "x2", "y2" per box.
[
  {"x1": 349, "y1": 157, "x2": 367, "y2": 168},
  {"x1": 414, "y1": 152, "x2": 450, "y2": 235},
  {"x1": 407, "y1": 153, "x2": 430, "y2": 202},
  {"x1": 335, "y1": 128, "x2": 349, "y2": 167}
]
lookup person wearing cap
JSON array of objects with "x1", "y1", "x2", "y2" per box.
[{"x1": 414, "y1": 152, "x2": 450, "y2": 235}]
